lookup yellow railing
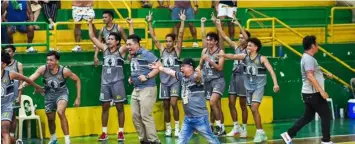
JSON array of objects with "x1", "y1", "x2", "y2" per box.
[
  {"x1": 53, "y1": 20, "x2": 148, "y2": 49},
  {"x1": 329, "y1": 6, "x2": 355, "y2": 43},
  {"x1": 246, "y1": 17, "x2": 352, "y2": 89},
  {"x1": 107, "y1": 0, "x2": 131, "y2": 19}
]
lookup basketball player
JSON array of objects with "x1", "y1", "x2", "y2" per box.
[
  {"x1": 1, "y1": 52, "x2": 43, "y2": 144},
  {"x1": 146, "y1": 10, "x2": 185, "y2": 137},
  {"x1": 281, "y1": 36, "x2": 333, "y2": 144},
  {"x1": 94, "y1": 10, "x2": 128, "y2": 67},
  {"x1": 214, "y1": 16, "x2": 250, "y2": 137},
  {"x1": 218, "y1": 26, "x2": 280, "y2": 143},
  {"x1": 21, "y1": 51, "x2": 81, "y2": 144},
  {"x1": 3, "y1": 44, "x2": 24, "y2": 140},
  {"x1": 89, "y1": 17, "x2": 133, "y2": 141},
  {"x1": 197, "y1": 29, "x2": 226, "y2": 136},
  {"x1": 150, "y1": 58, "x2": 220, "y2": 144}
]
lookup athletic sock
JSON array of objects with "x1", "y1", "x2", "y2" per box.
[
  {"x1": 102, "y1": 127, "x2": 107, "y2": 133},
  {"x1": 64, "y1": 135, "x2": 70, "y2": 144},
  {"x1": 166, "y1": 122, "x2": 171, "y2": 130},
  {"x1": 215, "y1": 120, "x2": 222, "y2": 127},
  {"x1": 118, "y1": 128, "x2": 124, "y2": 132},
  {"x1": 233, "y1": 121, "x2": 239, "y2": 129},
  {"x1": 51, "y1": 133, "x2": 57, "y2": 141},
  {"x1": 175, "y1": 121, "x2": 179, "y2": 129}
]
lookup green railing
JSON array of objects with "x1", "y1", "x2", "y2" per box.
[{"x1": 1, "y1": 22, "x2": 51, "y2": 51}]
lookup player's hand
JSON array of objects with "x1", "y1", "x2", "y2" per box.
[
  {"x1": 138, "y1": 75, "x2": 147, "y2": 82},
  {"x1": 325, "y1": 73, "x2": 333, "y2": 79},
  {"x1": 195, "y1": 66, "x2": 201, "y2": 71},
  {"x1": 215, "y1": 19, "x2": 221, "y2": 25},
  {"x1": 231, "y1": 16, "x2": 240, "y2": 26},
  {"x1": 273, "y1": 84, "x2": 280, "y2": 93},
  {"x1": 34, "y1": 86, "x2": 45, "y2": 96},
  {"x1": 320, "y1": 91, "x2": 329, "y2": 99},
  {"x1": 201, "y1": 17, "x2": 206, "y2": 23},
  {"x1": 126, "y1": 17, "x2": 133, "y2": 24},
  {"x1": 73, "y1": 98, "x2": 80, "y2": 107},
  {"x1": 94, "y1": 57, "x2": 99, "y2": 67},
  {"x1": 146, "y1": 11, "x2": 153, "y2": 22},
  {"x1": 211, "y1": 12, "x2": 217, "y2": 22},
  {"x1": 128, "y1": 77, "x2": 133, "y2": 84},
  {"x1": 88, "y1": 18, "x2": 94, "y2": 24},
  {"x1": 193, "y1": 6, "x2": 198, "y2": 14},
  {"x1": 179, "y1": 10, "x2": 186, "y2": 21},
  {"x1": 149, "y1": 62, "x2": 161, "y2": 69}
]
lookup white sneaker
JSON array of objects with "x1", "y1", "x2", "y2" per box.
[
  {"x1": 226, "y1": 127, "x2": 240, "y2": 137},
  {"x1": 192, "y1": 42, "x2": 199, "y2": 48},
  {"x1": 240, "y1": 127, "x2": 247, "y2": 138},
  {"x1": 280, "y1": 132, "x2": 292, "y2": 144},
  {"x1": 72, "y1": 45, "x2": 82, "y2": 52},
  {"x1": 321, "y1": 141, "x2": 334, "y2": 144},
  {"x1": 26, "y1": 47, "x2": 37, "y2": 53},
  {"x1": 165, "y1": 128, "x2": 172, "y2": 137},
  {"x1": 174, "y1": 128, "x2": 180, "y2": 137}
]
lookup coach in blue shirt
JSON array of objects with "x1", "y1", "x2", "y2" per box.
[{"x1": 127, "y1": 34, "x2": 161, "y2": 144}]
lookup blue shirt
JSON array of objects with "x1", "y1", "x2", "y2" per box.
[
  {"x1": 7, "y1": 1, "x2": 28, "y2": 22},
  {"x1": 130, "y1": 48, "x2": 159, "y2": 89}
]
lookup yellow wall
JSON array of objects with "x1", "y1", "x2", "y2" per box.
[{"x1": 34, "y1": 96, "x2": 273, "y2": 138}]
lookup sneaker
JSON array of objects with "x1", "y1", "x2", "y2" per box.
[
  {"x1": 210, "y1": 125, "x2": 214, "y2": 133},
  {"x1": 174, "y1": 128, "x2": 180, "y2": 137},
  {"x1": 26, "y1": 47, "x2": 37, "y2": 53},
  {"x1": 72, "y1": 45, "x2": 82, "y2": 52},
  {"x1": 239, "y1": 127, "x2": 247, "y2": 138},
  {"x1": 118, "y1": 131, "x2": 125, "y2": 141},
  {"x1": 165, "y1": 128, "x2": 172, "y2": 137},
  {"x1": 15, "y1": 139, "x2": 23, "y2": 144},
  {"x1": 280, "y1": 132, "x2": 292, "y2": 144},
  {"x1": 253, "y1": 131, "x2": 267, "y2": 143},
  {"x1": 321, "y1": 141, "x2": 334, "y2": 144},
  {"x1": 226, "y1": 127, "x2": 240, "y2": 137},
  {"x1": 214, "y1": 126, "x2": 223, "y2": 136},
  {"x1": 48, "y1": 140, "x2": 58, "y2": 144},
  {"x1": 98, "y1": 132, "x2": 108, "y2": 141},
  {"x1": 192, "y1": 42, "x2": 199, "y2": 48}
]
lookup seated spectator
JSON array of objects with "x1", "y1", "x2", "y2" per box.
[
  {"x1": 31, "y1": 0, "x2": 42, "y2": 30},
  {"x1": 72, "y1": 0, "x2": 96, "y2": 52},
  {"x1": 40, "y1": 0, "x2": 60, "y2": 29},
  {"x1": 1, "y1": 9, "x2": 8, "y2": 44},
  {"x1": 168, "y1": 0, "x2": 199, "y2": 48},
  {"x1": 336, "y1": 0, "x2": 355, "y2": 23},
  {"x1": 2, "y1": 0, "x2": 36, "y2": 53},
  {"x1": 142, "y1": 0, "x2": 152, "y2": 8}
]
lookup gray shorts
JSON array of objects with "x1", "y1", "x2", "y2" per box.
[
  {"x1": 1, "y1": 103, "x2": 13, "y2": 121},
  {"x1": 228, "y1": 73, "x2": 246, "y2": 96},
  {"x1": 205, "y1": 77, "x2": 225, "y2": 100},
  {"x1": 45, "y1": 92, "x2": 69, "y2": 113},
  {"x1": 100, "y1": 80, "x2": 126, "y2": 103},
  {"x1": 246, "y1": 87, "x2": 264, "y2": 105},
  {"x1": 159, "y1": 82, "x2": 181, "y2": 100}
]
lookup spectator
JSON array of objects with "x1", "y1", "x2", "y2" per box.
[
  {"x1": 40, "y1": 0, "x2": 60, "y2": 30},
  {"x1": 168, "y1": 0, "x2": 199, "y2": 48},
  {"x1": 142, "y1": 0, "x2": 152, "y2": 8},
  {"x1": 336, "y1": 0, "x2": 355, "y2": 23},
  {"x1": 1, "y1": 9, "x2": 8, "y2": 44},
  {"x1": 72, "y1": 0, "x2": 96, "y2": 52},
  {"x1": 351, "y1": 78, "x2": 355, "y2": 98},
  {"x1": 215, "y1": 0, "x2": 237, "y2": 39},
  {"x1": 31, "y1": 0, "x2": 42, "y2": 30},
  {"x1": 2, "y1": 0, "x2": 36, "y2": 53}
]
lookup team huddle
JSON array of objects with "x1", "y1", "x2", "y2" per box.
[{"x1": 2, "y1": 9, "x2": 332, "y2": 144}]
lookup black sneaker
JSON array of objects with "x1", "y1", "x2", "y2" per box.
[
  {"x1": 210, "y1": 125, "x2": 214, "y2": 133},
  {"x1": 214, "y1": 126, "x2": 223, "y2": 136}
]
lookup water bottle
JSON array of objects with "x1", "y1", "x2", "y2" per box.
[{"x1": 278, "y1": 45, "x2": 284, "y2": 57}]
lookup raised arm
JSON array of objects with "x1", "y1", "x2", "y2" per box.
[
  {"x1": 201, "y1": 17, "x2": 207, "y2": 48},
  {"x1": 176, "y1": 10, "x2": 186, "y2": 55},
  {"x1": 21, "y1": 65, "x2": 45, "y2": 87},
  {"x1": 119, "y1": 26, "x2": 128, "y2": 42},
  {"x1": 127, "y1": 18, "x2": 134, "y2": 35},
  {"x1": 197, "y1": 48, "x2": 207, "y2": 70},
  {"x1": 261, "y1": 56, "x2": 280, "y2": 93},
  {"x1": 215, "y1": 19, "x2": 236, "y2": 47},
  {"x1": 232, "y1": 17, "x2": 249, "y2": 40},
  {"x1": 218, "y1": 53, "x2": 246, "y2": 60},
  {"x1": 146, "y1": 11, "x2": 163, "y2": 50},
  {"x1": 26, "y1": 1, "x2": 34, "y2": 21},
  {"x1": 150, "y1": 62, "x2": 177, "y2": 78},
  {"x1": 205, "y1": 49, "x2": 225, "y2": 71},
  {"x1": 63, "y1": 68, "x2": 81, "y2": 107},
  {"x1": 10, "y1": 72, "x2": 44, "y2": 95},
  {"x1": 89, "y1": 19, "x2": 106, "y2": 50}
]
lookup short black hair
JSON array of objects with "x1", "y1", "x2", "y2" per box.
[
  {"x1": 165, "y1": 33, "x2": 176, "y2": 41},
  {"x1": 206, "y1": 32, "x2": 219, "y2": 42},
  {"x1": 46, "y1": 51, "x2": 60, "y2": 60},
  {"x1": 103, "y1": 10, "x2": 114, "y2": 19},
  {"x1": 109, "y1": 32, "x2": 122, "y2": 44},
  {"x1": 303, "y1": 35, "x2": 317, "y2": 51},
  {"x1": 3, "y1": 44, "x2": 16, "y2": 52},
  {"x1": 248, "y1": 37, "x2": 262, "y2": 52},
  {"x1": 240, "y1": 30, "x2": 251, "y2": 39},
  {"x1": 127, "y1": 34, "x2": 141, "y2": 44},
  {"x1": 179, "y1": 58, "x2": 196, "y2": 69},
  {"x1": 1, "y1": 50, "x2": 11, "y2": 65}
]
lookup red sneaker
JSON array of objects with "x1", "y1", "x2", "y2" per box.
[
  {"x1": 98, "y1": 132, "x2": 108, "y2": 141},
  {"x1": 118, "y1": 131, "x2": 125, "y2": 141}
]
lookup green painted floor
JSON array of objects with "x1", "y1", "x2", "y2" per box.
[{"x1": 20, "y1": 119, "x2": 355, "y2": 144}]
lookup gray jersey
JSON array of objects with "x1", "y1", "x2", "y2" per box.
[
  {"x1": 102, "y1": 47, "x2": 125, "y2": 84},
  {"x1": 232, "y1": 47, "x2": 246, "y2": 74},
  {"x1": 43, "y1": 65, "x2": 68, "y2": 94},
  {"x1": 160, "y1": 48, "x2": 180, "y2": 86},
  {"x1": 5, "y1": 60, "x2": 19, "y2": 72},
  {"x1": 301, "y1": 53, "x2": 324, "y2": 93},
  {"x1": 203, "y1": 48, "x2": 224, "y2": 82},
  {"x1": 243, "y1": 54, "x2": 267, "y2": 90},
  {"x1": 176, "y1": 72, "x2": 208, "y2": 117},
  {"x1": 1, "y1": 70, "x2": 15, "y2": 105},
  {"x1": 102, "y1": 24, "x2": 120, "y2": 43}
]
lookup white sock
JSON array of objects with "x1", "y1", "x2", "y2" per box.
[
  {"x1": 119, "y1": 128, "x2": 124, "y2": 132},
  {"x1": 215, "y1": 120, "x2": 222, "y2": 127},
  {"x1": 10, "y1": 133, "x2": 14, "y2": 137},
  {"x1": 175, "y1": 121, "x2": 179, "y2": 129},
  {"x1": 233, "y1": 121, "x2": 239, "y2": 129},
  {"x1": 166, "y1": 122, "x2": 171, "y2": 129},
  {"x1": 221, "y1": 124, "x2": 225, "y2": 131},
  {"x1": 242, "y1": 124, "x2": 247, "y2": 130},
  {"x1": 51, "y1": 133, "x2": 57, "y2": 141},
  {"x1": 257, "y1": 129, "x2": 264, "y2": 133},
  {"x1": 102, "y1": 127, "x2": 107, "y2": 133},
  {"x1": 64, "y1": 135, "x2": 70, "y2": 144}
]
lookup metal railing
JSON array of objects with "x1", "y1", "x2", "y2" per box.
[
  {"x1": 53, "y1": 20, "x2": 148, "y2": 49},
  {"x1": 1, "y1": 22, "x2": 51, "y2": 51},
  {"x1": 329, "y1": 6, "x2": 355, "y2": 43},
  {"x1": 107, "y1": 0, "x2": 131, "y2": 19}
]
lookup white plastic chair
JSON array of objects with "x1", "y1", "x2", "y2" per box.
[{"x1": 15, "y1": 95, "x2": 43, "y2": 139}]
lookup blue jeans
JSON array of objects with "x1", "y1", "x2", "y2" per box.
[
  {"x1": 178, "y1": 115, "x2": 220, "y2": 144},
  {"x1": 171, "y1": 7, "x2": 194, "y2": 20}
]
